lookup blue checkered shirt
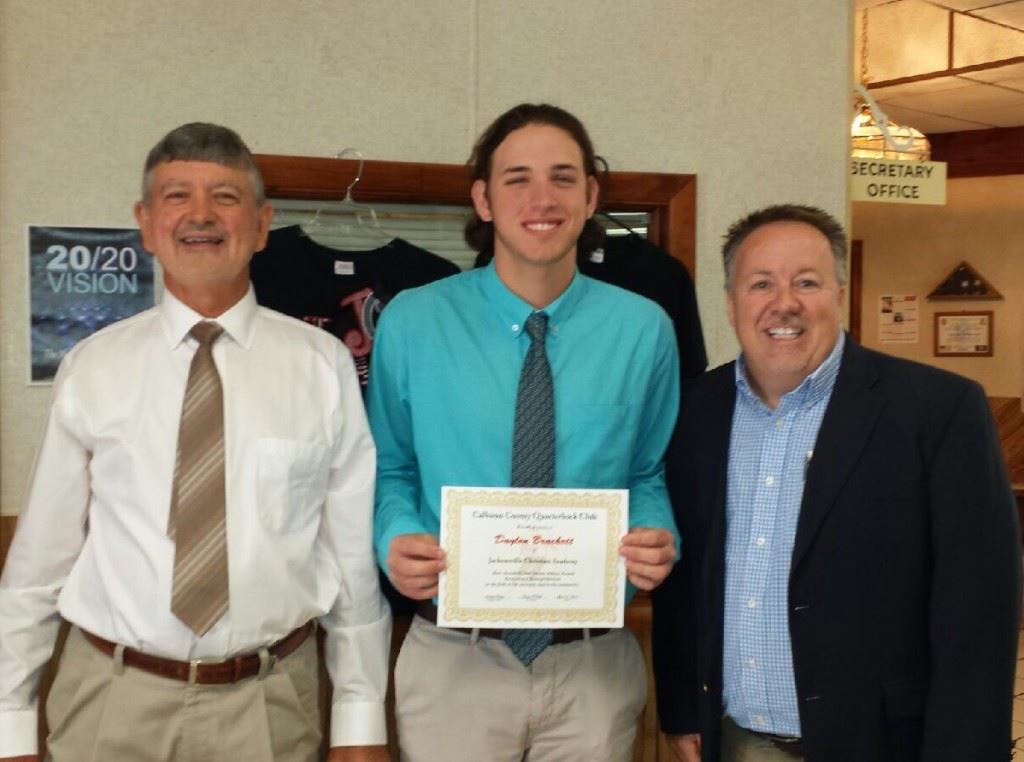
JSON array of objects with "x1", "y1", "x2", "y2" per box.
[{"x1": 722, "y1": 332, "x2": 844, "y2": 736}]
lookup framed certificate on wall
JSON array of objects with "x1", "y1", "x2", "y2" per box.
[{"x1": 934, "y1": 311, "x2": 993, "y2": 357}]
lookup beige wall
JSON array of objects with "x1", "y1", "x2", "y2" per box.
[
  {"x1": 853, "y1": 174, "x2": 1024, "y2": 397},
  {"x1": 0, "y1": 0, "x2": 852, "y2": 515}
]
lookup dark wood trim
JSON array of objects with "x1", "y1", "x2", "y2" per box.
[
  {"x1": 0, "y1": 515, "x2": 15, "y2": 577},
  {"x1": 947, "y1": 12, "x2": 955, "y2": 71},
  {"x1": 256, "y1": 155, "x2": 470, "y2": 205},
  {"x1": 850, "y1": 240, "x2": 863, "y2": 343},
  {"x1": 867, "y1": 54, "x2": 1024, "y2": 89},
  {"x1": 989, "y1": 396, "x2": 1024, "y2": 488},
  {"x1": 929, "y1": 126, "x2": 1024, "y2": 178},
  {"x1": 254, "y1": 154, "x2": 698, "y2": 275}
]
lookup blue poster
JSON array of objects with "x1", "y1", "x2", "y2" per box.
[{"x1": 29, "y1": 226, "x2": 156, "y2": 383}]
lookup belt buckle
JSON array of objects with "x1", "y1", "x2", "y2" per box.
[{"x1": 187, "y1": 655, "x2": 233, "y2": 684}]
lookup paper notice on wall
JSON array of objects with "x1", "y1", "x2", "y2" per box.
[{"x1": 878, "y1": 294, "x2": 919, "y2": 344}]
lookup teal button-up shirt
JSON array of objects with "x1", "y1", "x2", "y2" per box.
[{"x1": 367, "y1": 262, "x2": 681, "y2": 593}]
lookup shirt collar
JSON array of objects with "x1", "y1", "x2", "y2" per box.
[
  {"x1": 735, "y1": 330, "x2": 845, "y2": 409},
  {"x1": 159, "y1": 285, "x2": 258, "y2": 350},
  {"x1": 480, "y1": 259, "x2": 587, "y2": 340}
]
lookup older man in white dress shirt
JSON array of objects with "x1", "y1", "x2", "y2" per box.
[{"x1": 0, "y1": 123, "x2": 390, "y2": 762}]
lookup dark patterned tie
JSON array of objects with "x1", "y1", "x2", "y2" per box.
[
  {"x1": 168, "y1": 321, "x2": 229, "y2": 635},
  {"x1": 503, "y1": 312, "x2": 555, "y2": 666}
]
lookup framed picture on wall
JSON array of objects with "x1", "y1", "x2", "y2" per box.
[{"x1": 934, "y1": 311, "x2": 993, "y2": 357}]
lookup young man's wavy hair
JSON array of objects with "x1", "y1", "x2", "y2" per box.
[{"x1": 465, "y1": 103, "x2": 605, "y2": 263}]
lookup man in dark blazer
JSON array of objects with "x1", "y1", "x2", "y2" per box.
[{"x1": 652, "y1": 204, "x2": 1020, "y2": 762}]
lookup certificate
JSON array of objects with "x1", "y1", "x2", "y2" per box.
[
  {"x1": 436, "y1": 486, "x2": 628, "y2": 628},
  {"x1": 933, "y1": 311, "x2": 993, "y2": 357}
]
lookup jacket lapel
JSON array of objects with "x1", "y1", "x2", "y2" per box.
[
  {"x1": 701, "y1": 366, "x2": 736, "y2": 658},
  {"x1": 791, "y1": 339, "x2": 885, "y2": 571}
]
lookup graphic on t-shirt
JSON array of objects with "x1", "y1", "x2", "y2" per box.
[{"x1": 252, "y1": 226, "x2": 458, "y2": 389}]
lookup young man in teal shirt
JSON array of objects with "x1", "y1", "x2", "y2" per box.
[{"x1": 367, "y1": 103, "x2": 680, "y2": 761}]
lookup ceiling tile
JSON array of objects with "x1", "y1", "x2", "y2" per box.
[
  {"x1": 987, "y1": 76, "x2": 1024, "y2": 90},
  {"x1": 930, "y1": 0, "x2": 1020, "y2": 11},
  {"x1": 880, "y1": 79, "x2": 1024, "y2": 110},
  {"x1": 876, "y1": 103, "x2": 996, "y2": 132},
  {"x1": 869, "y1": 75, "x2": 975, "y2": 97},
  {"x1": 971, "y1": 102, "x2": 1024, "y2": 124},
  {"x1": 864, "y1": 1, "x2": 954, "y2": 81},
  {"x1": 954, "y1": 13, "x2": 1024, "y2": 66},
  {"x1": 972, "y1": 3, "x2": 1024, "y2": 32},
  {"x1": 958, "y1": 60, "x2": 1024, "y2": 82}
]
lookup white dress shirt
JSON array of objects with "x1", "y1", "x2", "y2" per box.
[{"x1": 0, "y1": 287, "x2": 390, "y2": 756}]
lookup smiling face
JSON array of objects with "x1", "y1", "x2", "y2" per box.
[
  {"x1": 471, "y1": 123, "x2": 598, "y2": 295},
  {"x1": 134, "y1": 160, "x2": 272, "y2": 316},
  {"x1": 727, "y1": 220, "x2": 845, "y2": 407}
]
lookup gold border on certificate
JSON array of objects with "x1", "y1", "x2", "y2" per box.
[{"x1": 437, "y1": 486, "x2": 627, "y2": 628}]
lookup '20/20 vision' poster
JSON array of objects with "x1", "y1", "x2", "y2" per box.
[{"x1": 29, "y1": 226, "x2": 155, "y2": 383}]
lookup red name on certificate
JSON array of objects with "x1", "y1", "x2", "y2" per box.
[{"x1": 494, "y1": 534, "x2": 575, "y2": 546}]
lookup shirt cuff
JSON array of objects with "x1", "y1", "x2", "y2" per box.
[
  {"x1": 0, "y1": 709, "x2": 39, "y2": 756},
  {"x1": 375, "y1": 514, "x2": 431, "y2": 574},
  {"x1": 329, "y1": 699, "x2": 387, "y2": 747}
]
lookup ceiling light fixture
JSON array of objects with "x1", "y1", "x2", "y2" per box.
[{"x1": 851, "y1": 9, "x2": 931, "y2": 161}]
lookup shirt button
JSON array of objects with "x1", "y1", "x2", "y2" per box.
[
  {"x1": 756, "y1": 537, "x2": 766, "y2": 547},
  {"x1": 748, "y1": 658, "x2": 757, "y2": 669},
  {"x1": 755, "y1": 715, "x2": 766, "y2": 726},
  {"x1": 765, "y1": 476, "x2": 775, "y2": 486},
  {"x1": 511, "y1": 323, "x2": 520, "y2": 331},
  {"x1": 747, "y1": 598, "x2": 757, "y2": 608},
  {"x1": 774, "y1": 419, "x2": 784, "y2": 429}
]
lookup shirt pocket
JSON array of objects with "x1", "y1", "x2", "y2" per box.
[
  {"x1": 256, "y1": 438, "x2": 329, "y2": 533},
  {"x1": 563, "y1": 402, "x2": 635, "y2": 483}
]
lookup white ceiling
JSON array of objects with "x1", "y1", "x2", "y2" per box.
[{"x1": 854, "y1": 0, "x2": 1024, "y2": 132}]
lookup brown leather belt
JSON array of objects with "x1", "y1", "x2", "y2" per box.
[
  {"x1": 416, "y1": 602, "x2": 609, "y2": 645},
  {"x1": 81, "y1": 622, "x2": 313, "y2": 685}
]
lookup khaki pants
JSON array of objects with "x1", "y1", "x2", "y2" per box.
[
  {"x1": 394, "y1": 616, "x2": 647, "y2": 762},
  {"x1": 45, "y1": 627, "x2": 321, "y2": 762},
  {"x1": 721, "y1": 715, "x2": 804, "y2": 762}
]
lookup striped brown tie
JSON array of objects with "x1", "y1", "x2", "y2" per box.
[{"x1": 169, "y1": 321, "x2": 228, "y2": 635}]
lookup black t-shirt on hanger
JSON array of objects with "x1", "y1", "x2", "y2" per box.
[
  {"x1": 586, "y1": 234, "x2": 707, "y2": 379},
  {"x1": 251, "y1": 225, "x2": 460, "y2": 389}
]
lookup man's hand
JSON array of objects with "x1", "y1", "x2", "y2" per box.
[
  {"x1": 620, "y1": 527, "x2": 676, "y2": 590},
  {"x1": 326, "y1": 745, "x2": 389, "y2": 762},
  {"x1": 388, "y1": 533, "x2": 445, "y2": 599},
  {"x1": 667, "y1": 733, "x2": 701, "y2": 762}
]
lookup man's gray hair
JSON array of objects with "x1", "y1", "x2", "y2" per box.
[
  {"x1": 141, "y1": 122, "x2": 265, "y2": 204},
  {"x1": 722, "y1": 204, "x2": 848, "y2": 289}
]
